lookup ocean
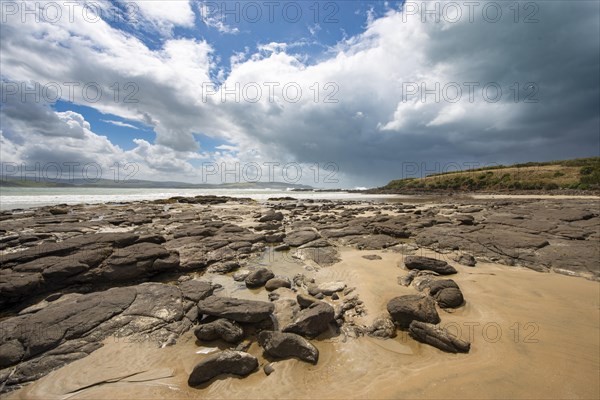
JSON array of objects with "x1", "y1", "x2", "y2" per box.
[{"x1": 0, "y1": 187, "x2": 399, "y2": 210}]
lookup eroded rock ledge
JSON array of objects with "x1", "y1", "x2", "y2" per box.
[{"x1": 1, "y1": 195, "x2": 598, "y2": 392}]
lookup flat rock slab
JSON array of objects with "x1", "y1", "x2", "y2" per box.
[
  {"x1": 197, "y1": 296, "x2": 274, "y2": 323},
  {"x1": 0, "y1": 283, "x2": 197, "y2": 392},
  {"x1": 284, "y1": 230, "x2": 320, "y2": 247}
]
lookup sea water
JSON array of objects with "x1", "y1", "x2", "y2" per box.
[{"x1": 0, "y1": 187, "x2": 399, "y2": 210}]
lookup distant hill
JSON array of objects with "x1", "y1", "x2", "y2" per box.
[
  {"x1": 379, "y1": 157, "x2": 600, "y2": 192},
  {"x1": 0, "y1": 176, "x2": 313, "y2": 190}
]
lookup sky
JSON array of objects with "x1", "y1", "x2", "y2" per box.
[{"x1": 0, "y1": 0, "x2": 599, "y2": 188}]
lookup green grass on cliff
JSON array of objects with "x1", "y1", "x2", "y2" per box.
[{"x1": 383, "y1": 157, "x2": 600, "y2": 191}]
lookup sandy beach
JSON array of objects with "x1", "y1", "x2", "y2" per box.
[{"x1": 1, "y1": 195, "x2": 599, "y2": 399}]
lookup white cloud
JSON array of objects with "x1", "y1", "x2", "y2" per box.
[
  {"x1": 198, "y1": 1, "x2": 240, "y2": 34},
  {"x1": 101, "y1": 120, "x2": 140, "y2": 130},
  {"x1": 134, "y1": 0, "x2": 195, "y2": 32},
  {"x1": 1, "y1": 1, "x2": 598, "y2": 187}
]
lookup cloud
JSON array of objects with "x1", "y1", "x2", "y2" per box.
[
  {"x1": 101, "y1": 120, "x2": 140, "y2": 130},
  {"x1": 133, "y1": 0, "x2": 195, "y2": 32},
  {"x1": 1, "y1": 1, "x2": 598, "y2": 187},
  {"x1": 198, "y1": 1, "x2": 240, "y2": 34}
]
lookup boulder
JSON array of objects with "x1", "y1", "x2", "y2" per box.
[
  {"x1": 265, "y1": 277, "x2": 292, "y2": 291},
  {"x1": 296, "y1": 293, "x2": 318, "y2": 308},
  {"x1": 187, "y1": 350, "x2": 258, "y2": 386},
  {"x1": 283, "y1": 301, "x2": 335, "y2": 338},
  {"x1": 245, "y1": 268, "x2": 275, "y2": 288},
  {"x1": 194, "y1": 319, "x2": 244, "y2": 343},
  {"x1": 197, "y1": 296, "x2": 274, "y2": 323},
  {"x1": 366, "y1": 315, "x2": 396, "y2": 339},
  {"x1": 404, "y1": 256, "x2": 457, "y2": 275},
  {"x1": 409, "y1": 321, "x2": 470, "y2": 353},
  {"x1": 386, "y1": 295, "x2": 440, "y2": 328},
  {"x1": 426, "y1": 279, "x2": 459, "y2": 296},
  {"x1": 258, "y1": 331, "x2": 319, "y2": 364},
  {"x1": 434, "y1": 287, "x2": 464, "y2": 308},
  {"x1": 455, "y1": 254, "x2": 476, "y2": 267}
]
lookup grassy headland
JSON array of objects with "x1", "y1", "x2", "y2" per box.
[{"x1": 378, "y1": 157, "x2": 600, "y2": 192}]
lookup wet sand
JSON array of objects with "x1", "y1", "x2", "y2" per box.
[{"x1": 10, "y1": 248, "x2": 600, "y2": 400}]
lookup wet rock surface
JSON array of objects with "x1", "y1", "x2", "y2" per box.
[
  {"x1": 404, "y1": 256, "x2": 457, "y2": 275},
  {"x1": 283, "y1": 301, "x2": 335, "y2": 338},
  {"x1": 387, "y1": 295, "x2": 441, "y2": 328},
  {"x1": 258, "y1": 331, "x2": 319, "y2": 364},
  {"x1": 194, "y1": 319, "x2": 244, "y2": 343},
  {"x1": 187, "y1": 350, "x2": 258, "y2": 386},
  {"x1": 197, "y1": 296, "x2": 275, "y2": 323},
  {"x1": 0, "y1": 195, "x2": 598, "y2": 393},
  {"x1": 409, "y1": 321, "x2": 471, "y2": 353}
]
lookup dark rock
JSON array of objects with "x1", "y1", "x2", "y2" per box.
[
  {"x1": 194, "y1": 319, "x2": 244, "y2": 343},
  {"x1": 404, "y1": 256, "x2": 457, "y2": 275},
  {"x1": 187, "y1": 350, "x2": 258, "y2": 386},
  {"x1": 284, "y1": 230, "x2": 320, "y2": 247},
  {"x1": 258, "y1": 331, "x2": 319, "y2": 364},
  {"x1": 283, "y1": 301, "x2": 335, "y2": 338},
  {"x1": 48, "y1": 207, "x2": 69, "y2": 215},
  {"x1": 0, "y1": 340, "x2": 25, "y2": 368},
  {"x1": 409, "y1": 321, "x2": 470, "y2": 353},
  {"x1": 197, "y1": 296, "x2": 274, "y2": 323},
  {"x1": 362, "y1": 254, "x2": 382, "y2": 260},
  {"x1": 207, "y1": 261, "x2": 240, "y2": 274},
  {"x1": 296, "y1": 293, "x2": 318, "y2": 308},
  {"x1": 366, "y1": 315, "x2": 396, "y2": 339},
  {"x1": 425, "y1": 279, "x2": 459, "y2": 296},
  {"x1": 386, "y1": 295, "x2": 440, "y2": 328},
  {"x1": 454, "y1": 214, "x2": 475, "y2": 225},
  {"x1": 265, "y1": 277, "x2": 292, "y2": 291},
  {"x1": 456, "y1": 254, "x2": 476, "y2": 267},
  {"x1": 308, "y1": 281, "x2": 346, "y2": 296},
  {"x1": 273, "y1": 244, "x2": 290, "y2": 251},
  {"x1": 293, "y1": 247, "x2": 340, "y2": 266},
  {"x1": 265, "y1": 233, "x2": 286, "y2": 243},
  {"x1": 398, "y1": 270, "x2": 419, "y2": 286},
  {"x1": 371, "y1": 218, "x2": 411, "y2": 238},
  {"x1": 234, "y1": 340, "x2": 252, "y2": 352},
  {"x1": 348, "y1": 235, "x2": 399, "y2": 250},
  {"x1": 259, "y1": 211, "x2": 284, "y2": 223},
  {"x1": 434, "y1": 287, "x2": 464, "y2": 308},
  {"x1": 263, "y1": 363, "x2": 275, "y2": 375},
  {"x1": 178, "y1": 280, "x2": 215, "y2": 302},
  {"x1": 298, "y1": 238, "x2": 332, "y2": 248},
  {"x1": 233, "y1": 270, "x2": 251, "y2": 282},
  {"x1": 100, "y1": 242, "x2": 179, "y2": 280},
  {"x1": 245, "y1": 268, "x2": 275, "y2": 288}
]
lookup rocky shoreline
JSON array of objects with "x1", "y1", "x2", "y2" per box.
[{"x1": 1, "y1": 194, "x2": 599, "y2": 395}]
